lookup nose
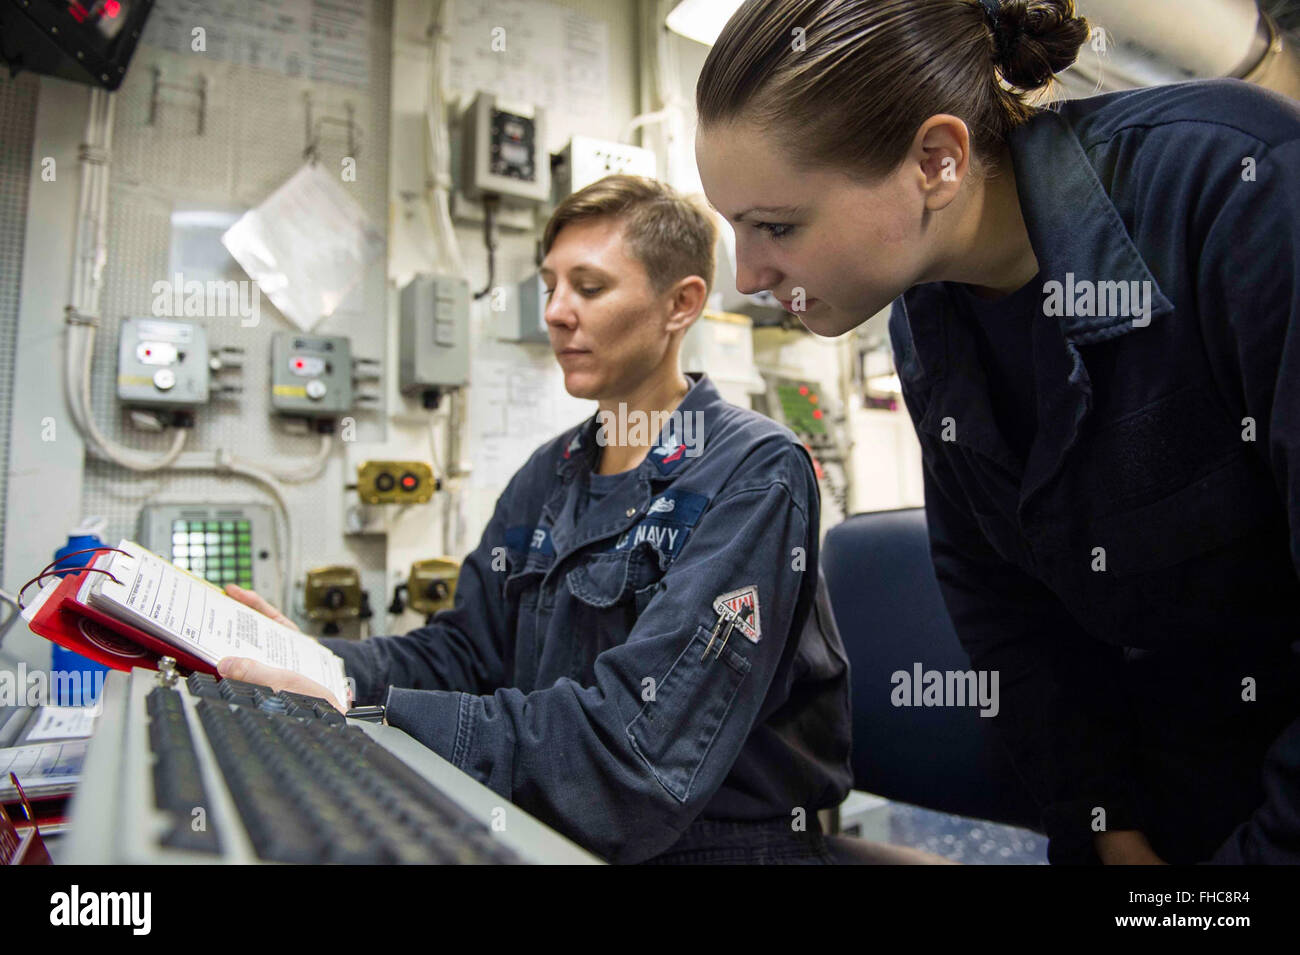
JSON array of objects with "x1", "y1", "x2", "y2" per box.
[
  {"x1": 544, "y1": 284, "x2": 577, "y2": 330},
  {"x1": 733, "y1": 238, "x2": 782, "y2": 297}
]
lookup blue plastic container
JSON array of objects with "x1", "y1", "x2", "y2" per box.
[{"x1": 50, "y1": 524, "x2": 113, "y2": 705}]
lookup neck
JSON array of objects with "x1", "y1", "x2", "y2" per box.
[
  {"x1": 595, "y1": 366, "x2": 692, "y2": 475},
  {"x1": 934, "y1": 145, "x2": 1040, "y2": 299}
]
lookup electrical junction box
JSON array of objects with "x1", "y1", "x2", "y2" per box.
[
  {"x1": 497, "y1": 274, "x2": 549, "y2": 344},
  {"x1": 270, "y1": 333, "x2": 353, "y2": 419},
  {"x1": 357, "y1": 460, "x2": 436, "y2": 505},
  {"x1": 117, "y1": 317, "x2": 210, "y2": 410},
  {"x1": 552, "y1": 135, "x2": 656, "y2": 199},
  {"x1": 461, "y1": 91, "x2": 549, "y2": 204},
  {"x1": 400, "y1": 275, "x2": 470, "y2": 398},
  {"x1": 304, "y1": 566, "x2": 362, "y2": 623},
  {"x1": 407, "y1": 559, "x2": 460, "y2": 615}
]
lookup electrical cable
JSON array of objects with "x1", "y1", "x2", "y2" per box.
[
  {"x1": 233, "y1": 431, "x2": 333, "y2": 483},
  {"x1": 425, "y1": 0, "x2": 466, "y2": 277},
  {"x1": 472, "y1": 194, "x2": 498, "y2": 299},
  {"x1": 16, "y1": 545, "x2": 131, "y2": 610}
]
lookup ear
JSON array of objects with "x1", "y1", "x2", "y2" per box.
[
  {"x1": 663, "y1": 275, "x2": 708, "y2": 335},
  {"x1": 906, "y1": 114, "x2": 972, "y2": 212}
]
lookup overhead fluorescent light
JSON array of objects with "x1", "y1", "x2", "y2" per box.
[{"x1": 665, "y1": 0, "x2": 744, "y2": 46}]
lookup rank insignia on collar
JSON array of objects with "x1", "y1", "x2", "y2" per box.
[
  {"x1": 713, "y1": 585, "x2": 761, "y2": 643},
  {"x1": 650, "y1": 437, "x2": 688, "y2": 475}
]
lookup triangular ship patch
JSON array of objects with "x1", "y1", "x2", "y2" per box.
[{"x1": 713, "y1": 585, "x2": 761, "y2": 643}]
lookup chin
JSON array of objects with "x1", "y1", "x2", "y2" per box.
[
  {"x1": 561, "y1": 370, "x2": 601, "y2": 400},
  {"x1": 798, "y1": 306, "x2": 859, "y2": 338}
]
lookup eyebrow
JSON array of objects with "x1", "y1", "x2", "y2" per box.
[
  {"x1": 537, "y1": 263, "x2": 610, "y2": 279},
  {"x1": 731, "y1": 205, "x2": 802, "y2": 223}
]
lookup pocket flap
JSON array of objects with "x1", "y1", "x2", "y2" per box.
[{"x1": 566, "y1": 550, "x2": 635, "y2": 608}]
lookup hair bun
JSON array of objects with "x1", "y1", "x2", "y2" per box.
[{"x1": 988, "y1": 0, "x2": 1091, "y2": 91}]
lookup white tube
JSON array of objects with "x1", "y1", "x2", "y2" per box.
[
  {"x1": 166, "y1": 449, "x2": 297, "y2": 612},
  {"x1": 223, "y1": 459, "x2": 296, "y2": 612},
  {"x1": 77, "y1": 324, "x2": 189, "y2": 471},
  {"x1": 233, "y1": 432, "x2": 333, "y2": 483},
  {"x1": 425, "y1": 0, "x2": 465, "y2": 277}
]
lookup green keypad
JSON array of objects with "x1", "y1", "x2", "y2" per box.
[{"x1": 170, "y1": 518, "x2": 254, "y2": 588}]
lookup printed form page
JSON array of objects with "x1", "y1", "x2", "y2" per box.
[{"x1": 91, "y1": 541, "x2": 350, "y2": 706}]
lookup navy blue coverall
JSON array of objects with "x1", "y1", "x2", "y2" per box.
[
  {"x1": 323, "y1": 373, "x2": 852, "y2": 863},
  {"x1": 891, "y1": 78, "x2": 1300, "y2": 864}
]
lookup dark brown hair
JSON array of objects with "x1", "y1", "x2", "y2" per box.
[
  {"x1": 541, "y1": 174, "x2": 717, "y2": 294},
  {"x1": 696, "y1": 0, "x2": 1091, "y2": 178}
]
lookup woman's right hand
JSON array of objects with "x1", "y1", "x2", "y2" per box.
[
  {"x1": 224, "y1": 583, "x2": 301, "y2": 632},
  {"x1": 1094, "y1": 830, "x2": 1167, "y2": 865}
]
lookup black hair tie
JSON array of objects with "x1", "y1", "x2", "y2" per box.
[{"x1": 978, "y1": 0, "x2": 1018, "y2": 65}]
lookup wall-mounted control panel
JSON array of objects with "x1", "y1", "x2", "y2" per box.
[
  {"x1": 357, "y1": 460, "x2": 436, "y2": 504},
  {"x1": 270, "y1": 333, "x2": 353, "y2": 419},
  {"x1": 117, "y1": 318, "x2": 211, "y2": 410}
]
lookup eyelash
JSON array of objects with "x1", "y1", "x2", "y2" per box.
[
  {"x1": 543, "y1": 287, "x2": 602, "y2": 298},
  {"x1": 755, "y1": 222, "x2": 794, "y2": 239}
]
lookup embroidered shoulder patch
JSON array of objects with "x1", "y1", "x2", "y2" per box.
[{"x1": 713, "y1": 585, "x2": 761, "y2": 643}]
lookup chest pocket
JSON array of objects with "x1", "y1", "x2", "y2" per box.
[
  {"x1": 1062, "y1": 386, "x2": 1280, "y2": 644},
  {"x1": 567, "y1": 545, "x2": 663, "y2": 616},
  {"x1": 565, "y1": 545, "x2": 668, "y2": 686},
  {"x1": 502, "y1": 530, "x2": 557, "y2": 688},
  {"x1": 503, "y1": 524, "x2": 557, "y2": 603},
  {"x1": 1079, "y1": 384, "x2": 1274, "y2": 570}
]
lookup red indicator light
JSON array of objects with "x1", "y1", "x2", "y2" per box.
[
  {"x1": 812, "y1": 409, "x2": 823, "y2": 420},
  {"x1": 401, "y1": 476, "x2": 417, "y2": 489},
  {"x1": 798, "y1": 385, "x2": 808, "y2": 396},
  {"x1": 105, "y1": 0, "x2": 121, "y2": 16},
  {"x1": 293, "y1": 359, "x2": 304, "y2": 369}
]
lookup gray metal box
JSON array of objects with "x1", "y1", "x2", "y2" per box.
[
  {"x1": 270, "y1": 333, "x2": 353, "y2": 419},
  {"x1": 116, "y1": 317, "x2": 210, "y2": 410},
  {"x1": 461, "y1": 91, "x2": 550, "y2": 204},
  {"x1": 498, "y1": 274, "x2": 550, "y2": 344},
  {"x1": 400, "y1": 274, "x2": 470, "y2": 394}
]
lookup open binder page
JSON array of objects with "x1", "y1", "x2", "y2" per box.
[{"x1": 86, "y1": 540, "x2": 350, "y2": 707}]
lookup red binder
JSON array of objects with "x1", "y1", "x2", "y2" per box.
[{"x1": 23, "y1": 563, "x2": 215, "y2": 676}]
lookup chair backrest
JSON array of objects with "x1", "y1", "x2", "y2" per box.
[{"x1": 822, "y1": 507, "x2": 1040, "y2": 831}]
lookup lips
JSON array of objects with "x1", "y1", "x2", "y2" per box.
[{"x1": 777, "y1": 297, "x2": 818, "y2": 313}]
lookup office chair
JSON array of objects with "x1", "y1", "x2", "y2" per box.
[{"x1": 820, "y1": 507, "x2": 1042, "y2": 863}]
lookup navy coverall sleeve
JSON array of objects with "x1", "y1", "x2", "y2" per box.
[
  {"x1": 320, "y1": 474, "x2": 519, "y2": 705},
  {"x1": 1198, "y1": 139, "x2": 1300, "y2": 864},
  {"x1": 379, "y1": 440, "x2": 818, "y2": 864},
  {"x1": 918, "y1": 450, "x2": 1143, "y2": 864}
]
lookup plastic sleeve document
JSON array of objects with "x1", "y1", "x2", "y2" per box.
[{"x1": 81, "y1": 540, "x2": 350, "y2": 706}]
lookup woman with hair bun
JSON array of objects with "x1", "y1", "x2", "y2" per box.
[{"x1": 695, "y1": 0, "x2": 1300, "y2": 864}]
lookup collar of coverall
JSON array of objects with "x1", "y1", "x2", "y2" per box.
[
  {"x1": 555, "y1": 371, "x2": 715, "y2": 482},
  {"x1": 893, "y1": 103, "x2": 1181, "y2": 394},
  {"x1": 1003, "y1": 105, "x2": 1176, "y2": 347}
]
